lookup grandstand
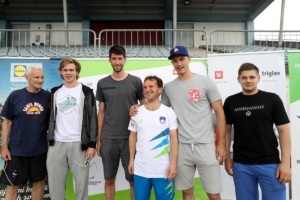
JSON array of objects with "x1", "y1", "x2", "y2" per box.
[{"x1": 1, "y1": 0, "x2": 298, "y2": 59}]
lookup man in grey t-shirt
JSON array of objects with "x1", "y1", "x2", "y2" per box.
[
  {"x1": 96, "y1": 46, "x2": 144, "y2": 200},
  {"x1": 162, "y1": 46, "x2": 227, "y2": 200}
]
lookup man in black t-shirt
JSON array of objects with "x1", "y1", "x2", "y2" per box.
[{"x1": 223, "y1": 63, "x2": 291, "y2": 200}]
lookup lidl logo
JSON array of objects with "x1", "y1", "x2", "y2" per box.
[{"x1": 14, "y1": 65, "x2": 27, "y2": 77}]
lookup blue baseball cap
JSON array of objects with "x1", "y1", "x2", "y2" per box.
[{"x1": 168, "y1": 46, "x2": 190, "y2": 60}]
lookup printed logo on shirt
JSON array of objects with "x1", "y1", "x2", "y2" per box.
[
  {"x1": 188, "y1": 89, "x2": 200, "y2": 102},
  {"x1": 130, "y1": 122, "x2": 135, "y2": 127},
  {"x1": 246, "y1": 111, "x2": 251, "y2": 116},
  {"x1": 23, "y1": 102, "x2": 44, "y2": 114},
  {"x1": 149, "y1": 128, "x2": 170, "y2": 158},
  {"x1": 58, "y1": 95, "x2": 77, "y2": 114},
  {"x1": 234, "y1": 105, "x2": 264, "y2": 112},
  {"x1": 234, "y1": 105, "x2": 264, "y2": 117},
  {"x1": 159, "y1": 116, "x2": 166, "y2": 124}
]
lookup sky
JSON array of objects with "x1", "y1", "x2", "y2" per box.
[{"x1": 254, "y1": 0, "x2": 300, "y2": 30}]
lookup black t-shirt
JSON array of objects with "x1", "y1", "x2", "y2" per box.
[{"x1": 224, "y1": 90, "x2": 289, "y2": 164}]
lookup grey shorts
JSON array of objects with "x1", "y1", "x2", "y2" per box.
[
  {"x1": 174, "y1": 142, "x2": 222, "y2": 194},
  {"x1": 101, "y1": 138, "x2": 133, "y2": 182}
]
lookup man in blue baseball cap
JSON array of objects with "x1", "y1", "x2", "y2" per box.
[
  {"x1": 168, "y1": 45, "x2": 189, "y2": 60},
  {"x1": 164, "y1": 45, "x2": 226, "y2": 200},
  {"x1": 130, "y1": 45, "x2": 226, "y2": 200}
]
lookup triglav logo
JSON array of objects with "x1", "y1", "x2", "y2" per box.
[
  {"x1": 214, "y1": 71, "x2": 223, "y2": 79},
  {"x1": 261, "y1": 71, "x2": 280, "y2": 77}
]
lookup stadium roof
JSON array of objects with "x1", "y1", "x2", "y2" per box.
[{"x1": 0, "y1": 0, "x2": 274, "y2": 22}]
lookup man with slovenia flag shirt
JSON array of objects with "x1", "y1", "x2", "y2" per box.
[{"x1": 128, "y1": 75, "x2": 178, "y2": 200}]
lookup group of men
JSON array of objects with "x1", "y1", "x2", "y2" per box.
[{"x1": 0, "y1": 45, "x2": 291, "y2": 200}]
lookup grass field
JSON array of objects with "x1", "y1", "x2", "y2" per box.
[{"x1": 66, "y1": 172, "x2": 209, "y2": 200}]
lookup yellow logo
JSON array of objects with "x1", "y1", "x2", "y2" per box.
[{"x1": 14, "y1": 65, "x2": 26, "y2": 77}]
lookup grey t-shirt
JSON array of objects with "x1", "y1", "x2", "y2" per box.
[
  {"x1": 96, "y1": 74, "x2": 143, "y2": 139},
  {"x1": 161, "y1": 73, "x2": 221, "y2": 144}
]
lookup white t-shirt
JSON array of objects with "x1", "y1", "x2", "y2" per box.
[
  {"x1": 54, "y1": 84, "x2": 82, "y2": 142},
  {"x1": 128, "y1": 104, "x2": 178, "y2": 178}
]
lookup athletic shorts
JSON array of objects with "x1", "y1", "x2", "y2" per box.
[
  {"x1": 134, "y1": 175, "x2": 174, "y2": 200},
  {"x1": 174, "y1": 142, "x2": 221, "y2": 194},
  {"x1": 233, "y1": 162, "x2": 286, "y2": 200},
  {"x1": 0, "y1": 153, "x2": 47, "y2": 186},
  {"x1": 101, "y1": 138, "x2": 133, "y2": 182}
]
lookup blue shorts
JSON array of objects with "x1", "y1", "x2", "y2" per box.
[
  {"x1": 134, "y1": 175, "x2": 174, "y2": 200},
  {"x1": 233, "y1": 162, "x2": 286, "y2": 200}
]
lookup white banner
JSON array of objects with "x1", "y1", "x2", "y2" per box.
[{"x1": 287, "y1": 51, "x2": 300, "y2": 200}]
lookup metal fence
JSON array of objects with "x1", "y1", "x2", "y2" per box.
[
  {"x1": 0, "y1": 29, "x2": 97, "y2": 57},
  {"x1": 0, "y1": 29, "x2": 299, "y2": 58},
  {"x1": 98, "y1": 29, "x2": 207, "y2": 58},
  {"x1": 208, "y1": 30, "x2": 300, "y2": 54}
]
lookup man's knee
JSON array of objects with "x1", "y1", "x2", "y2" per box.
[
  {"x1": 182, "y1": 188, "x2": 194, "y2": 200},
  {"x1": 105, "y1": 178, "x2": 116, "y2": 186},
  {"x1": 129, "y1": 181, "x2": 134, "y2": 187},
  {"x1": 207, "y1": 193, "x2": 221, "y2": 200},
  {"x1": 6, "y1": 185, "x2": 19, "y2": 193},
  {"x1": 33, "y1": 180, "x2": 45, "y2": 188}
]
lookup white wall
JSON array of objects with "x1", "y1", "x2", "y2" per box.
[
  {"x1": 30, "y1": 22, "x2": 83, "y2": 45},
  {"x1": 194, "y1": 22, "x2": 246, "y2": 45}
]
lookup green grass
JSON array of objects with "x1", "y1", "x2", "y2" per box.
[{"x1": 66, "y1": 171, "x2": 208, "y2": 200}]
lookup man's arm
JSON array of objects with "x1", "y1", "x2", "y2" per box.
[
  {"x1": 1, "y1": 118, "x2": 12, "y2": 161},
  {"x1": 96, "y1": 102, "x2": 105, "y2": 156},
  {"x1": 128, "y1": 131, "x2": 137, "y2": 175},
  {"x1": 86, "y1": 93, "x2": 98, "y2": 160},
  {"x1": 129, "y1": 97, "x2": 146, "y2": 117},
  {"x1": 167, "y1": 129, "x2": 178, "y2": 181},
  {"x1": 225, "y1": 124, "x2": 233, "y2": 176},
  {"x1": 276, "y1": 124, "x2": 291, "y2": 184},
  {"x1": 211, "y1": 99, "x2": 227, "y2": 163}
]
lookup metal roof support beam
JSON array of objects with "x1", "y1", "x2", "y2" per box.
[{"x1": 63, "y1": 0, "x2": 69, "y2": 47}]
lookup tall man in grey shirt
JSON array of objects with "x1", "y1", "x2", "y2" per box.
[
  {"x1": 96, "y1": 46, "x2": 144, "y2": 200},
  {"x1": 163, "y1": 46, "x2": 227, "y2": 200}
]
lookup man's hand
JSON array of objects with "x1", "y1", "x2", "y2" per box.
[
  {"x1": 129, "y1": 104, "x2": 139, "y2": 117},
  {"x1": 225, "y1": 158, "x2": 233, "y2": 176},
  {"x1": 276, "y1": 163, "x2": 291, "y2": 184},
  {"x1": 216, "y1": 142, "x2": 227, "y2": 164},
  {"x1": 86, "y1": 147, "x2": 96, "y2": 161},
  {"x1": 96, "y1": 141, "x2": 101, "y2": 156},
  {"x1": 166, "y1": 163, "x2": 177, "y2": 181},
  {"x1": 128, "y1": 159, "x2": 134, "y2": 175},
  {"x1": 1, "y1": 147, "x2": 11, "y2": 161}
]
